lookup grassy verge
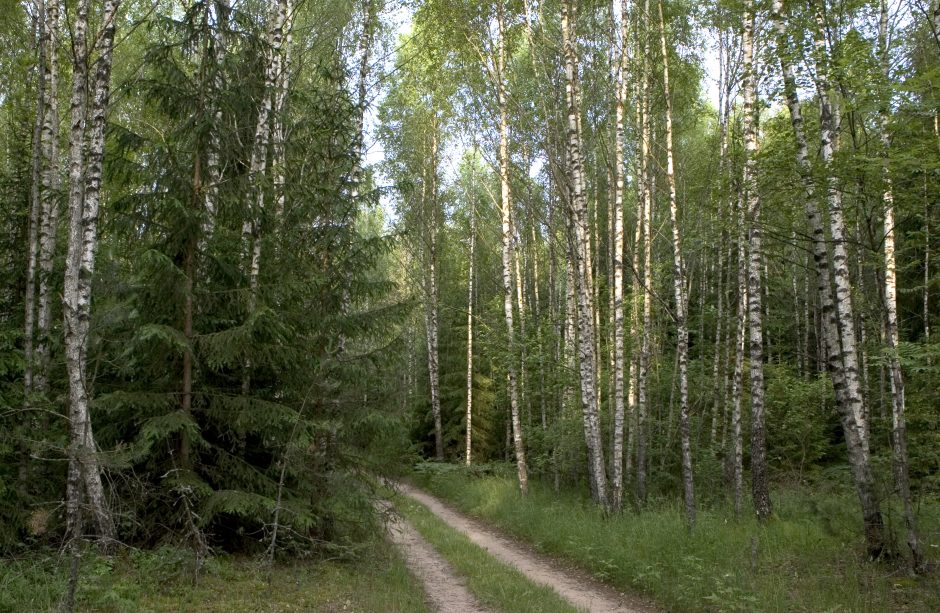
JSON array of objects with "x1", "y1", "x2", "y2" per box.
[
  {"x1": 388, "y1": 487, "x2": 578, "y2": 613},
  {"x1": 0, "y1": 541, "x2": 428, "y2": 612},
  {"x1": 411, "y1": 465, "x2": 940, "y2": 612}
]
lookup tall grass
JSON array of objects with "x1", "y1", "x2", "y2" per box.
[
  {"x1": 0, "y1": 541, "x2": 428, "y2": 612},
  {"x1": 412, "y1": 466, "x2": 940, "y2": 612}
]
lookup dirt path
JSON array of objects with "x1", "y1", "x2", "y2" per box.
[
  {"x1": 378, "y1": 501, "x2": 492, "y2": 613},
  {"x1": 394, "y1": 482, "x2": 655, "y2": 613}
]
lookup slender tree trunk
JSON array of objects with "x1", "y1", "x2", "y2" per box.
[
  {"x1": 242, "y1": 0, "x2": 288, "y2": 394},
  {"x1": 811, "y1": 5, "x2": 871, "y2": 459},
  {"x1": 36, "y1": 0, "x2": 61, "y2": 399},
  {"x1": 63, "y1": 0, "x2": 122, "y2": 547},
  {"x1": 24, "y1": 0, "x2": 47, "y2": 406},
  {"x1": 636, "y1": 6, "x2": 653, "y2": 504},
  {"x1": 773, "y1": 0, "x2": 886, "y2": 558},
  {"x1": 626, "y1": 12, "x2": 644, "y2": 488},
  {"x1": 563, "y1": 0, "x2": 608, "y2": 509},
  {"x1": 730, "y1": 193, "x2": 747, "y2": 518},
  {"x1": 203, "y1": 0, "x2": 229, "y2": 241},
  {"x1": 741, "y1": 0, "x2": 772, "y2": 521},
  {"x1": 926, "y1": 187, "x2": 931, "y2": 343},
  {"x1": 879, "y1": 0, "x2": 923, "y2": 570},
  {"x1": 272, "y1": 1, "x2": 292, "y2": 222},
  {"x1": 610, "y1": 0, "x2": 631, "y2": 514},
  {"x1": 425, "y1": 127, "x2": 444, "y2": 461},
  {"x1": 497, "y1": 1, "x2": 528, "y2": 492},
  {"x1": 658, "y1": 0, "x2": 695, "y2": 528},
  {"x1": 465, "y1": 160, "x2": 476, "y2": 466}
]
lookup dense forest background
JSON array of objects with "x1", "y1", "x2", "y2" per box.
[{"x1": 2, "y1": 0, "x2": 940, "y2": 598}]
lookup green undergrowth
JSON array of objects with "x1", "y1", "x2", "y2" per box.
[
  {"x1": 410, "y1": 464, "x2": 940, "y2": 612},
  {"x1": 0, "y1": 541, "x2": 427, "y2": 612},
  {"x1": 386, "y1": 486, "x2": 578, "y2": 613}
]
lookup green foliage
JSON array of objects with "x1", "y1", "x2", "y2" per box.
[
  {"x1": 0, "y1": 543, "x2": 428, "y2": 612},
  {"x1": 413, "y1": 469, "x2": 940, "y2": 613}
]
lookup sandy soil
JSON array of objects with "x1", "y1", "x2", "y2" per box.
[
  {"x1": 393, "y1": 482, "x2": 658, "y2": 613},
  {"x1": 378, "y1": 500, "x2": 492, "y2": 613}
]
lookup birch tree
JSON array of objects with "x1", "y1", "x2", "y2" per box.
[
  {"x1": 35, "y1": 0, "x2": 61, "y2": 400},
  {"x1": 657, "y1": 0, "x2": 695, "y2": 527},
  {"x1": 771, "y1": 0, "x2": 886, "y2": 558},
  {"x1": 740, "y1": 0, "x2": 772, "y2": 521},
  {"x1": 242, "y1": 0, "x2": 289, "y2": 394},
  {"x1": 635, "y1": 0, "x2": 654, "y2": 503},
  {"x1": 425, "y1": 126, "x2": 444, "y2": 460},
  {"x1": 562, "y1": 0, "x2": 608, "y2": 509},
  {"x1": 496, "y1": 0, "x2": 529, "y2": 490},
  {"x1": 878, "y1": 0, "x2": 922, "y2": 569},
  {"x1": 465, "y1": 159, "x2": 476, "y2": 466},
  {"x1": 23, "y1": 0, "x2": 47, "y2": 406},
  {"x1": 62, "y1": 0, "x2": 123, "y2": 546},
  {"x1": 609, "y1": 0, "x2": 630, "y2": 513}
]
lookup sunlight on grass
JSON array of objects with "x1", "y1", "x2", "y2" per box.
[{"x1": 412, "y1": 466, "x2": 940, "y2": 613}]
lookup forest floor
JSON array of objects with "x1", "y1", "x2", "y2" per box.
[{"x1": 384, "y1": 481, "x2": 656, "y2": 612}]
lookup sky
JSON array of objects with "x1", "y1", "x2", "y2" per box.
[{"x1": 361, "y1": 2, "x2": 725, "y2": 228}]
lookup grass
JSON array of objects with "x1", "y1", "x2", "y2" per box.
[
  {"x1": 0, "y1": 541, "x2": 428, "y2": 612},
  {"x1": 411, "y1": 465, "x2": 940, "y2": 613},
  {"x1": 387, "y1": 486, "x2": 579, "y2": 613}
]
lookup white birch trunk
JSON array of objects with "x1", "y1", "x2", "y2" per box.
[
  {"x1": 63, "y1": 0, "x2": 122, "y2": 547},
  {"x1": 203, "y1": 0, "x2": 229, "y2": 240},
  {"x1": 730, "y1": 193, "x2": 747, "y2": 518},
  {"x1": 24, "y1": 0, "x2": 47, "y2": 405},
  {"x1": 636, "y1": 7, "x2": 654, "y2": 504},
  {"x1": 772, "y1": 0, "x2": 886, "y2": 558},
  {"x1": 465, "y1": 178, "x2": 476, "y2": 466},
  {"x1": 609, "y1": 0, "x2": 630, "y2": 513},
  {"x1": 658, "y1": 1, "x2": 695, "y2": 527},
  {"x1": 879, "y1": 0, "x2": 922, "y2": 569},
  {"x1": 741, "y1": 0, "x2": 772, "y2": 520},
  {"x1": 497, "y1": 1, "x2": 528, "y2": 493},
  {"x1": 563, "y1": 0, "x2": 608, "y2": 509},
  {"x1": 425, "y1": 129, "x2": 444, "y2": 461},
  {"x1": 36, "y1": 0, "x2": 62, "y2": 398},
  {"x1": 810, "y1": 5, "x2": 871, "y2": 459},
  {"x1": 242, "y1": 0, "x2": 288, "y2": 393}
]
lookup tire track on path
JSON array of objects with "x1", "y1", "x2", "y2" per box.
[
  {"x1": 393, "y1": 482, "x2": 657, "y2": 613},
  {"x1": 377, "y1": 500, "x2": 492, "y2": 613}
]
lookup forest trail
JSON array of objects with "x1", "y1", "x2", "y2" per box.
[
  {"x1": 378, "y1": 500, "x2": 492, "y2": 613},
  {"x1": 392, "y1": 482, "x2": 655, "y2": 613}
]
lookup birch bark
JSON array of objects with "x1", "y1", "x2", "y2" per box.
[
  {"x1": 425, "y1": 128, "x2": 444, "y2": 460},
  {"x1": 878, "y1": 0, "x2": 922, "y2": 569},
  {"x1": 658, "y1": 0, "x2": 695, "y2": 527},
  {"x1": 810, "y1": 4, "x2": 871, "y2": 459},
  {"x1": 204, "y1": 0, "x2": 229, "y2": 240},
  {"x1": 772, "y1": 0, "x2": 886, "y2": 558},
  {"x1": 242, "y1": 0, "x2": 288, "y2": 394},
  {"x1": 741, "y1": 0, "x2": 772, "y2": 521},
  {"x1": 562, "y1": 0, "x2": 608, "y2": 509},
  {"x1": 730, "y1": 193, "x2": 747, "y2": 518},
  {"x1": 465, "y1": 168, "x2": 476, "y2": 466},
  {"x1": 24, "y1": 0, "x2": 47, "y2": 405},
  {"x1": 63, "y1": 0, "x2": 122, "y2": 546},
  {"x1": 609, "y1": 0, "x2": 630, "y2": 513},
  {"x1": 497, "y1": 1, "x2": 528, "y2": 492},
  {"x1": 636, "y1": 4, "x2": 654, "y2": 503},
  {"x1": 36, "y1": 0, "x2": 62, "y2": 398}
]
